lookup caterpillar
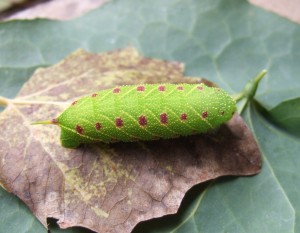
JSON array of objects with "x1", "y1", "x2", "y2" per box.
[{"x1": 35, "y1": 83, "x2": 236, "y2": 148}]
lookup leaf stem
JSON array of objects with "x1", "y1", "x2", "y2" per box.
[
  {"x1": 0, "y1": 96, "x2": 68, "y2": 107},
  {"x1": 0, "y1": 96, "x2": 9, "y2": 106},
  {"x1": 232, "y1": 92, "x2": 244, "y2": 102}
]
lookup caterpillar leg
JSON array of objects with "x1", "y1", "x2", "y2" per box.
[{"x1": 60, "y1": 129, "x2": 82, "y2": 148}]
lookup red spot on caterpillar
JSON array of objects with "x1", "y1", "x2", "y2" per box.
[
  {"x1": 76, "y1": 125, "x2": 84, "y2": 134},
  {"x1": 221, "y1": 111, "x2": 225, "y2": 115},
  {"x1": 91, "y1": 93, "x2": 97, "y2": 97},
  {"x1": 138, "y1": 115, "x2": 147, "y2": 126},
  {"x1": 115, "y1": 118, "x2": 124, "y2": 128},
  {"x1": 160, "y1": 113, "x2": 168, "y2": 124},
  {"x1": 177, "y1": 86, "x2": 183, "y2": 90},
  {"x1": 202, "y1": 111, "x2": 208, "y2": 118},
  {"x1": 51, "y1": 118, "x2": 59, "y2": 124},
  {"x1": 71, "y1": 100, "x2": 77, "y2": 106},
  {"x1": 158, "y1": 85, "x2": 166, "y2": 92},
  {"x1": 95, "y1": 122, "x2": 102, "y2": 130},
  {"x1": 113, "y1": 87, "x2": 120, "y2": 93},
  {"x1": 197, "y1": 86, "x2": 203, "y2": 90},
  {"x1": 180, "y1": 113, "x2": 187, "y2": 121},
  {"x1": 137, "y1": 86, "x2": 145, "y2": 92}
]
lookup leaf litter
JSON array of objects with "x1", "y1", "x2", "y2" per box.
[{"x1": 0, "y1": 47, "x2": 261, "y2": 233}]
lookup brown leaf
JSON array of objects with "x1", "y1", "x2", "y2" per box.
[
  {"x1": 0, "y1": 48, "x2": 261, "y2": 233},
  {"x1": 1, "y1": 0, "x2": 108, "y2": 21}
]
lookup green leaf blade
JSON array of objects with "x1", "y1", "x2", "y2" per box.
[
  {"x1": 1, "y1": 0, "x2": 300, "y2": 232},
  {"x1": 267, "y1": 97, "x2": 300, "y2": 137}
]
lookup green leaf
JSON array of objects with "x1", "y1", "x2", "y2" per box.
[
  {"x1": 264, "y1": 98, "x2": 300, "y2": 137},
  {"x1": 245, "y1": 103, "x2": 300, "y2": 233},
  {"x1": 0, "y1": 187, "x2": 45, "y2": 233},
  {"x1": 0, "y1": 0, "x2": 300, "y2": 232}
]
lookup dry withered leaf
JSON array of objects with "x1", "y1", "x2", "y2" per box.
[{"x1": 0, "y1": 48, "x2": 261, "y2": 233}]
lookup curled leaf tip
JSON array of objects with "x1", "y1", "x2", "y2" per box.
[
  {"x1": 235, "y1": 69, "x2": 267, "y2": 114},
  {"x1": 244, "y1": 69, "x2": 267, "y2": 99},
  {"x1": 255, "y1": 69, "x2": 267, "y2": 83}
]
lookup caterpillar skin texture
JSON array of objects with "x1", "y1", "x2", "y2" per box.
[{"x1": 52, "y1": 83, "x2": 236, "y2": 148}]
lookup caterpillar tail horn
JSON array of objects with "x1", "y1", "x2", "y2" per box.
[{"x1": 31, "y1": 119, "x2": 58, "y2": 125}]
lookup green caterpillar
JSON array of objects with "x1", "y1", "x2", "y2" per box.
[{"x1": 36, "y1": 83, "x2": 236, "y2": 148}]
